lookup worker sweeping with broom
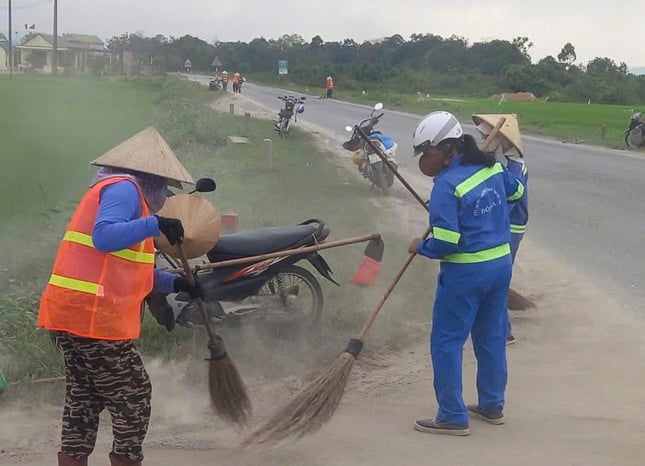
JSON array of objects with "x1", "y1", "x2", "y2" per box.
[
  {"x1": 37, "y1": 127, "x2": 202, "y2": 466},
  {"x1": 409, "y1": 111, "x2": 525, "y2": 436},
  {"x1": 473, "y1": 114, "x2": 529, "y2": 345}
]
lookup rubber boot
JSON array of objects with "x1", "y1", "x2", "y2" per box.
[
  {"x1": 109, "y1": 452, "x2": 142, "y2": 466},
  {"x1": 57, "y1": 452, "x2": 88, "y2": 466}
]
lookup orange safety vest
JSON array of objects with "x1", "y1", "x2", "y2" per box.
[
  {"x1": 233, "y1": 73, "x2": 240, "y2": 84},
  {"x1": 38, "y1": 176, "x2": 155, "y2": 340},
  {"x1": 326, "y1": 79, "x2": 334, "y2": 90}
]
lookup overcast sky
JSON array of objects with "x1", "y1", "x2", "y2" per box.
[{"x1": 1, "y1": 0, "x2": 641, "y2": 68}]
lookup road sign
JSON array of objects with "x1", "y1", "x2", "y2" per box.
[{"x1": 278, "y1": 59, "x2": 288, "y2": 75}]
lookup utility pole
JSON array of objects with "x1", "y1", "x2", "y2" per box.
[
  {"x1": 8, "y1": 0, "x2": 12, "y2": 78},
  {"x1": 52, "y1": 0, "x2": 58, "y2": 74}
]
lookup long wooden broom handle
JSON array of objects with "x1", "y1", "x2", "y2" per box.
[
  {"x1": 177, "y1": 243, "x2": 219, "y2": 344},
  {"x1": 165, "y1": 233, "x2": 381, "y2": 274},
  {"x1": 356, "y1": 116, "x2": 507, "y2": 215},
  {"x1": 356, "y1": 225, "x2": 431, "y2": 340}
]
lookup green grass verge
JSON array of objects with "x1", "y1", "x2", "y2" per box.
[
  {"x1": 250, "y1": 74, "x2": 639, "y2": 150},
  {"x1": 0, "y1": 76, "x2": 432, "y2": 398}
]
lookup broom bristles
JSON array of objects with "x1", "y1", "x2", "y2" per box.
[
  {"x1": 240, "y1": 351, "x2": 356, "y2": 448},
  {"x1": 508, "y1": 288, "x2": 536, "y2": 311},
  {"x1": 207, "y1": 338, "x2": 252, "y2": 425}
]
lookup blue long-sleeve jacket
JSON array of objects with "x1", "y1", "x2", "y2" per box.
[
  {"x1": 93, "y1": 179, "x2": 176, "y2": 293},
  {"x1": 506, "y1": 157, "x2": 529, "y2": 234},
  {"x1": 417, "y1": 154, "x2": 525, "y2": 263}
]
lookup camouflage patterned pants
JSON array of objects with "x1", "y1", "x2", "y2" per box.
[{"x1": 55, "y1": 332, "x2": 152, "y2": 462}]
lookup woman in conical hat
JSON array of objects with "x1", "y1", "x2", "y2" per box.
[
  {"x1": 473, "y1": 114, "x2": 529, "y2": 346},
  {"x1": 37, "y1": 127, "x2": 201, "y2": 466}
]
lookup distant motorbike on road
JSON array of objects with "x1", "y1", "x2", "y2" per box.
[
  {"x1": 274, "y1": 95, "x2": 306, "y2": 139},
  {"x1": 209, "y1": 77, "x2": 223, "y2": 91},
  {"x1": 625, "y1": 111, "x2": 645, "y2": 147},
  {"x1": 342, "y1": 103, "x2": 398, "y2": 195}
]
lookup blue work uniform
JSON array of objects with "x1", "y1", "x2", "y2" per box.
[
  {"x1": 506, "y1": 157, "x2": 528, "y2": 337},
  {"x1": 416, "y1": 154, "x2": 525, "y2": 426}
]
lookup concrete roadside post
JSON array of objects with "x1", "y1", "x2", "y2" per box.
[
  {"x1": 244, "y1": 112, "x2": 251, "y2": 137},
  {"x1": 221, "y1": 213, "x2": 239, "y2": 234},
  {"x1": 264, "y1": 138, "x2": 273, "y2": 171},
  {"x1": 229, "y1": 103, "x2": 235, "y2": 115}
]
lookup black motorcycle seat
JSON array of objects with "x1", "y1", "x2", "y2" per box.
[{"x1": 207, "y1": 222, "x2": 330, "y2": 262}]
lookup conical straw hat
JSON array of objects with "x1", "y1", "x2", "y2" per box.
[
  {"x1": 154, "y1": 194, "x2": 221, "y2": 259},
  {"x1": 472, "y1": 114, "x2": 524, "y2": 156},
  {"x1": 91, "y1": 127, "x2": 195, "y2": 185}
]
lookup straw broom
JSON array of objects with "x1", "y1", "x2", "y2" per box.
[
  {"x1": 357, "y1": 116, "x2": 536, "y2": 309},
  {"x1": 239, "y1": 115, "x2": 522, "y2": 447},
  {"x1": 239, "y1": 230, "x2": 428, "y2": 447},
  {"x1": 177, "y1": 244, "x2": 251, "y2": 425},
  {"x1": 508, "y1": 288, "x2": 536, "y2": 310}
]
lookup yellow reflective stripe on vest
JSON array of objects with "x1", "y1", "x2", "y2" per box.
[
  {"x1": 507, "y1": 181, "x2": 524, "y2": 201},
  {"x1": 63, "y1": 231, "x2": 154, "y2": 264},
  {"x1": 432, "y1": 226, "x2": 461, "y2": 244},
  {"x1": 442, "y1": 243, "x2": 511, "y2": 264},
  {"x1": 49, "y1": 274, "x2": 104, "y2": 296},
  {"x1": 510, "y1": 224, "x2": 527, "y2": 234},
  {"x1": 454, "y1": 164, "x2": 504, "y2": 198}
]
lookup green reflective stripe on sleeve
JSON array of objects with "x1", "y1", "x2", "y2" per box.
[
  {"x1": 507, "y1": 181, "x2": 525, "y2": 201},
  {"x1": 454, "y1": 164, "x2": 504, "y2": 198},
  {"x1": 63, "y1": 231, "x2": 154, "y2": 264},
  {"x1": 442, "y1": 243, "x2": 511, "y2": 264},
  {"x1": 432, "y1": 226, "x2": 461, "y2": 244},
  {"x1": 49, "y1": 274, "x2": 102, "y2": 295},
  {"x1": 510, "y1": 224, "x2": 527, "y2": 234}
]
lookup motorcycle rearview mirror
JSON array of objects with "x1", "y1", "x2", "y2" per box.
[
  {"x1": 345, "y1": 125, "x2": 353, "y2": 132},
  {"x1": 374, "y1": 102, "x2": 384, "y2": 111},
  {"x1": 189, "y1": 177, "x2": 217, "y2": 194}
]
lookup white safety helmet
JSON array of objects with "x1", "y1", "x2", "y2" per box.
[{"x1": 413, "y1": 111, "x2": 463, "y2": 156}]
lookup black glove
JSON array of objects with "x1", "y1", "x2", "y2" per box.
[
  {"x1": 156, "y1": 215, "x2": 184, "y2": 245},
  {"x1": 145, "y1": 292, "x2": 176, "y2": 332},
  {"x1": 173, "y1": 276, "x2": 201, "y2": 300}
]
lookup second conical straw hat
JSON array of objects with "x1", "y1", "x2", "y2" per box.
[
  {"x1": 472, "y1": 114, "x2": 524, "y2": 156},
  {"x1": 90, "y1": 127, "x2": 195, "y2": 185},
  {"x1": 154, "y1": 194, "x2": 221, "y2": 259}
]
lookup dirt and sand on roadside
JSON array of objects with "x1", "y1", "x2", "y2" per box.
[{"x1": 2, "y1": 92, "x2": 644, "y2": 466}]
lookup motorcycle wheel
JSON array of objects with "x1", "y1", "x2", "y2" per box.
[
  {"x1": 625, "y1": 131, "x2": 632, "y2": 147},
  {"x1": 256, "y1": 265, "x2": 323, "y2": 327},
  {"x1": 280, "y1": 120, "x2": 290, "y2": 139},
  {"x1": 377, "y1": 163, "x2": 390, "y2": 196}
]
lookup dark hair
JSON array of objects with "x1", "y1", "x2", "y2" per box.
[{"x1": 439, "y1": 134, "x2": 496, "y2": 167}]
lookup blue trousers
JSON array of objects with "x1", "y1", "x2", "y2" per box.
[
  {"x1": 507, "y1": 232, "x2": 524, "y2": 338},
  {"x1": 431, "y1": 257, "x2": 512, "y2": 426}
]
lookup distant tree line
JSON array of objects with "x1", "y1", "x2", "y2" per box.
[{"x1": 105, "y1": 32, "x2": 645, "y2": 105}]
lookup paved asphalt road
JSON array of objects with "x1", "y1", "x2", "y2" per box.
[{"x1": 193, "y1": 75, "x2": 645, "y2": 313}]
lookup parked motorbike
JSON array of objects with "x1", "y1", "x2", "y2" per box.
[
  {"x1": 147, "y1": 179, "x2": 337, "y2": 331},
  {"x1": 625, "y1": 111, "x2": 645, "y2": 147},
  {"x1": 273, "y1": 95, "x2": 306, "y2": 138},
  {"x1": 209, "y1": 77, "x2": 223, "y2": 91},
  {"x1": 342, "y1": 103, "x2": 398, "y2": 195}
]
